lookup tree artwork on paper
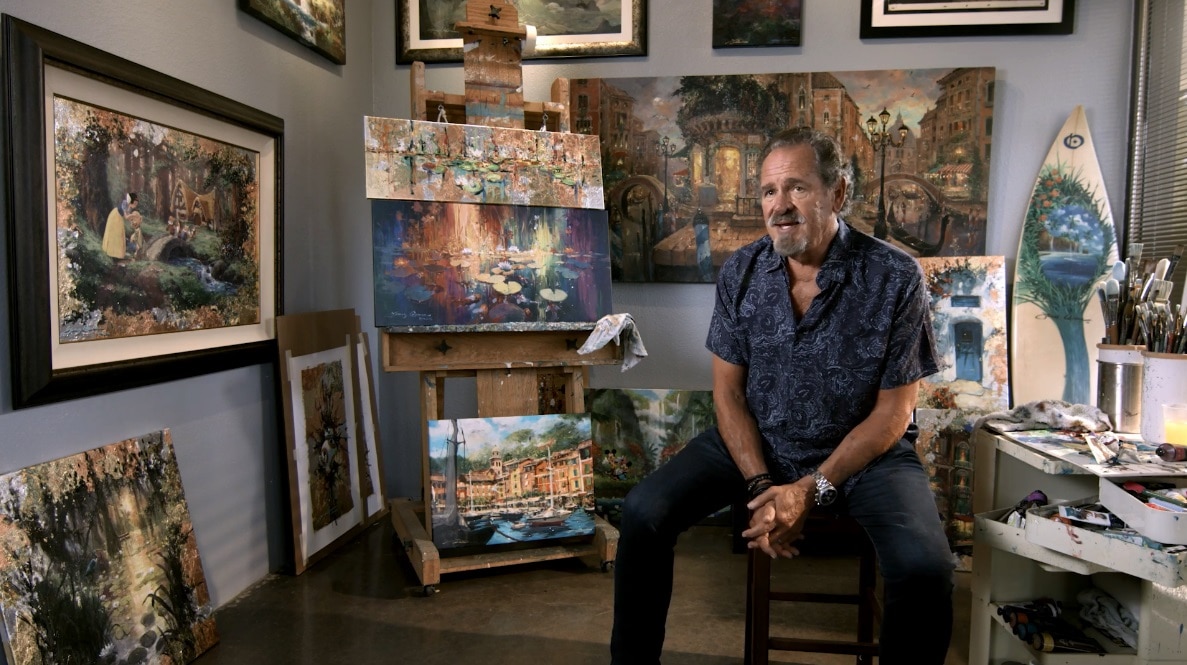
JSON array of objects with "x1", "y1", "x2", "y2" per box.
[{"x1": 300, "y1": 358, "x2": 355, "y2": 529}]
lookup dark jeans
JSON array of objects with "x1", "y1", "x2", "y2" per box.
[{"x1": 610, "y1": 427, "x2": 954, "y2": 665}]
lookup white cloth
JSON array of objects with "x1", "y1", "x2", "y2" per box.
[
  {"x1": 1077, "y1": 587, "x2": 1138, "y2": 648},
  {"x1": 973, "y1": 399, "x2": 1114, "y2": 433},
  {"x1": 578, "y1": 313, "x2": 648, "y2": 371}
]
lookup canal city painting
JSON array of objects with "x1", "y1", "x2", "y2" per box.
[
  {"x1": 427, "y1": 414, "x2": 595, "y2": 554},
  {"x1": 570, "y1": 67, "x2": 995, "y2": 281}
]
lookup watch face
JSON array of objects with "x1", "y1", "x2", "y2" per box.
[{"x1": 818, "y1": 487, "x2": 838, "y2": 506}]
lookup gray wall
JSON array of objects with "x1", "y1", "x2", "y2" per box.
[{"x1": 0, "y1": 0, "x2": 1135, "y2": 607}]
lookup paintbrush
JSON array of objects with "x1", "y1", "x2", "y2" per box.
[
  {"x1": 1105, "y1": 278, "x2": 1120, "y2": 344},
  {"x1": 1168, "y1": 243, "x2": 1186, "y2": 279}
]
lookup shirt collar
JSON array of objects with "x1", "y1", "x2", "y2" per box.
[{"x1": 760, "y1": 219, "x2": 854, "y2": 285}]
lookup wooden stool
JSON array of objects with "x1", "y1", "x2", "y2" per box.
[{"x1": 743, "y1": 513, "x2": 880, "y2": 664}]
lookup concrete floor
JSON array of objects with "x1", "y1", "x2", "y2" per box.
[{"x1": 195, "y1": 521, "x2": 971, "y2": 664}]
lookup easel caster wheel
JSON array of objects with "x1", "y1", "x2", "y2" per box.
[
  {"x1": 421, "y1": 585, "x2": 437, "y2": 597},
  {"x1": 601, "y1": 561, "x2": 614, "y2": 573}
]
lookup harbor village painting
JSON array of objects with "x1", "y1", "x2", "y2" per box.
[
  {"x1": 427, "y1": 414, "x2": 595, "y2": 553},
  {"x1": 53, "y1": 96, "x2": 262, "y2": 344},
  {"x1": 372, "y1": 200, "x2": 613, "y2": 327},
  {"x1": 588, "y1": 389, "x2": 716, "y2": 523},
  {"x1": 571, "y1": 67, "x2": 995, "y2": 281},
  {"x1": 0, "y1": 430, "x2": 218, "y2": 665},
  {"x1": 918, "y1": 256, "x2": 1009, "y2": 413}
]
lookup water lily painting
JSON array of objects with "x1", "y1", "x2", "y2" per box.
[
  {"x1": 372, "y1": 200, "x2": 612, "y2": 328},
  {"x1": 587, "y1": 389, "x2": 716, "y2": 523},
  {"x1": 427, "y1": 414, "x2": 595, "y2": 554},
  {"x1": 0, "y1": 430, "x2": 218, "y2": 665},
  {"x1": 240, "y1": 0, "x2": 346, "y2": 64},
  {"x1": 364, "y1": 117, "x2": 604, "y2": 209}
]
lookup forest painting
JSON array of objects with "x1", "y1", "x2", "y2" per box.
[
  {"x1": 0, "y1": 430, "x2": 217, "y2": 665},
  {"x1": 53, "y1": 96, "x2": 262, "y2": 345},
  {"x1": 918, "y1": 256, "x2": 1009, "y2": 412},
  {"x1": 372, "y1": 200, "x2": 613, "y2": 328},
  {"x1": 286, "y1": 346, "x2": 362, "y2": 570},
  {"x1": 240, "y1": 0, "x2": 345, "y2": 64},
  {"x1": 570, "y1": 68, "x2": 994, "y2": 282},
  {"x1": 712, "y1": 0, "x2": 801, "y2": 48},
  {"x1": 914, "y1": 408, "x2": 976, "y2": 568},
  {"x1": 427, "y1": 414, "x2": 595, "y2": 553},
  {"x1": 587, "y1": 389, "x2": 716, "y2": 523}
]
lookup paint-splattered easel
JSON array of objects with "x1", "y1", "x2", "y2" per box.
[{"x1": 385, "y1": 0, "x2": 617, "y2": 596}]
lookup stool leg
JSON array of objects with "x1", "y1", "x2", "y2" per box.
[
  {"x1": 744, "y1": 549, "x2": 771, "y2": 665},
  {"x1": 856, "y1": 535, "x2": 877, "y2": 664}
]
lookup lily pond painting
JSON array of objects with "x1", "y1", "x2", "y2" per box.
[
  {"x1": 427, "y1": 414, "x2": 595, "y2": 554},
  {"x1": 0, "y1": 430, "x2": 217, "y2": 665},
  {"x1": 588, "y1": 389, "x2": 716, "y2": 523},
  {"x1": 53, "y1": 96, "x2": 261, "y2": 344},
  {"x1": 372, "y1": 200, "x2": 613, "y2": 328},
  {"x1": 364, "y1": 117, "x2": 604, "y2": 209}
]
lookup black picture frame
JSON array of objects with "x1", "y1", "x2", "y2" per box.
[
  {"x1": 2, "y1": 15, "x2": 285, "y2": 408},
  {"x1": 396, "y1": 0, "x2": 647, "y2": 64},
  {"x1": 860, "y1": 0, "x2": 1075, "y2": 38},
  {"x1": 239, "y1": 0, "x2": 346, "y2": 65}
]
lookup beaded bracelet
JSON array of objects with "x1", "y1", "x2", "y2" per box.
[{"x1": 745, "y1": 472, "x2": 773, "y2": 499}]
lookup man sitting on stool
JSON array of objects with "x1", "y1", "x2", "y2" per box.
[{"x1": 609, "y1": 126, "x2": 954, "y2": 665}]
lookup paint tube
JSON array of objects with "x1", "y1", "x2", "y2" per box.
[
  {"x1": 1156, "y1": 443, "x2": 1187, "y2": 462},
  {"x1": 1030, "y1": 631, "x2": 1103, "y2": 653}
]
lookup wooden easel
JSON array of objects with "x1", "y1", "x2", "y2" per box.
[{"x1": 383, "y1": 0, "x2": 618, "y2": 594}]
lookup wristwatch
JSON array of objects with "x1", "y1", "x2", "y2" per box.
[{"x1": 812, "y1": 470, "x2": 838, "y2": 507}]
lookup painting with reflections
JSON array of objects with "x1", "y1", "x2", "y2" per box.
[{"x1": 372, "y1": 200, "x2": 612, "y2": 328}]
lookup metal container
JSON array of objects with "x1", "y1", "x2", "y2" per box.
[{"x1": 1097, "y1": 360, "x2": 1143, "y2": 433}]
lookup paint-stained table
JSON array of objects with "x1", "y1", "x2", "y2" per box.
[{"x1": 970, "y1": 427, "x2": 1187, "y2": 664}]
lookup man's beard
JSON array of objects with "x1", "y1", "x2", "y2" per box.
[{"x1": 767, "y1": 212, "x2": 808, "y2": 258}]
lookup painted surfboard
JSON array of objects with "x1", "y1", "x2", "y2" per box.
[{"x1": 1010, "y1": 106, "x2": 1118, "y2": 406}]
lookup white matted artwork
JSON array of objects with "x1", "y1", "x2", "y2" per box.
[
  {"x1": 286, "y1": 344, "x2": 363, "y2": 570},
  {"x1": 355, "y1": 332, "x2": 386, "y2": 519},
  {"x1": 918, "y1": 256, "x2": 1009, "y2": 412}
]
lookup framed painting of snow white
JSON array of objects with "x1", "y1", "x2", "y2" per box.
[
  {"x1": 240, "y1": 0, "x2": 346, "y2": 64},
  {"x1": 3, "y1": 16, "x2": 282, "y2": 408}
]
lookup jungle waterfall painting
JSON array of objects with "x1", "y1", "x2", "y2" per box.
[
  {"x1": 427, "y1": 414, "x2": 596, "y2": 554},
  {"x1": 0, "y1": 430, "x2": 217, "y2": 665},
  {"x1": 52, "y1": 96, "x2": 262, "y2": 346},
  {"x1": 372, "y1": 200, "x2": 612, "y2": 327}
]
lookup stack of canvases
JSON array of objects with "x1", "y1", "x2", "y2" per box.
[
  {"x1": 363, "y1": 116, "x2": 614, "y2": 556},
  {"x1": 0, "y1": 430, "x2": 218, "y2": 664}
]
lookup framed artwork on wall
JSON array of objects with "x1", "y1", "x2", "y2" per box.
[
  {"x1": 860, "y1": 0, "x2": 1075, "y2": 38},
  {"x1": 712, "y1": 0, "x2": 801, "y2": 49},
  {"x1": 396, "y1": 0, "x2": 647, "y2": 63},
  {"x1": 2, "y1": 16, "x2": 283, "y2": 408},
  {"x1": 239, "y1": 0, "x2": 346, "y2": 65}
]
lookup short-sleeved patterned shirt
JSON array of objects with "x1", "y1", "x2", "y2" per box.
[{"x1": 706, "y1": 220, "x2": 939, "y2": 491}]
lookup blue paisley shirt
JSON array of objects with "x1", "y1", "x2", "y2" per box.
[{"x1": 706, "y1": 220, "x2": 939, "y2": 491}]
